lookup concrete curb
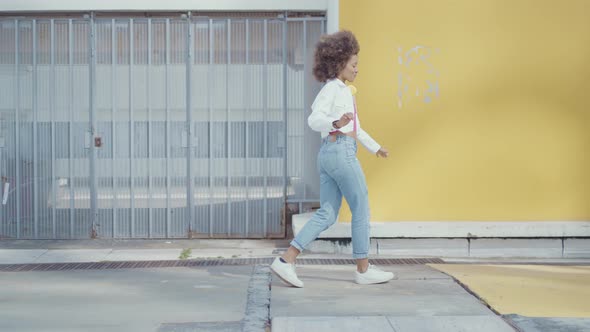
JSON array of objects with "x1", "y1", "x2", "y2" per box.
[{"x1": 303, "y1": 238, "x2": 590, "y2": 258}]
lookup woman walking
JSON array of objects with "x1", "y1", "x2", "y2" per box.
[{"x1": 271, "y1": 30, "x2": 394, "y2": 287}]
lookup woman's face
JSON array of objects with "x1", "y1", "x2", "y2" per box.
[{"x1": 338, "y1": 54, "x2": 359, "y2": 83}]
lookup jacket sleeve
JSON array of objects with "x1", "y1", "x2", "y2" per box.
[
  {"x1": 307, "y1": 83, "x2": 339, "y2": 132},
  {"x1": 356, "y1": 118, "x2": 381, "y2": 154}
]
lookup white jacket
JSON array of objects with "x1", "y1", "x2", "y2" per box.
[{"x1": 307, "y1": 78, "x2": 381, "y2": 154}]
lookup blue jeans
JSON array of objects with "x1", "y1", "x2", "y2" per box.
[{"x1": 291, "y1": 135, "x2": 370, "y2": 259}]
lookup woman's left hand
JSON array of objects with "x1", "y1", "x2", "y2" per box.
[{"x1": 376, "y1": 147, "x2": 389, "y2": 158}]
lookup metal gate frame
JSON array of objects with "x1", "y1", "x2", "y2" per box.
[{"x1": 0, "y1": 12, "x2": 326, "y2": 239}]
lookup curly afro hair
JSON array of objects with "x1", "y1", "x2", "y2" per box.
[{"x1": 312, "y1": 30, "x2": 360, "y2": 82}]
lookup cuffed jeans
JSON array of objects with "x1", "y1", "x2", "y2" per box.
[{"x1": 291, "y1": 135, "x2": 370, "y2": 259}]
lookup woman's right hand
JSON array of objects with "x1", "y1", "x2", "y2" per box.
[
  {"x1": 376, "y1": 147, "x2": 389, "y2": 158},
  {"x1": 336, "y1": 112, "x2": 354, "y2": 128}
]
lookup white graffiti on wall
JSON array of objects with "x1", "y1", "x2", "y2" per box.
[{"x1": 397, "y1": 45, "x2": 440, "y2": 110}]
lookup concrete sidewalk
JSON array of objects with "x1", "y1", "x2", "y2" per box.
[
  {"x1": 1, "y1": 240, "x2": 589, "y2": 331},
  {"x1": 0, "y1": 260, "x2": 517, "y2": 332}
]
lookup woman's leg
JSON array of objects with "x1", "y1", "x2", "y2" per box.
[
  {"x1": 283, "y1": 168, "x2": 343, "y2": 263},
  {"x1": 270, "y1": 147, "x2": 342, "y2": 287},
  {"x1": 334, "y1": 141, "x2": 371, "y2": 272},
  {"x1": 340, "y1": 163, "x2": 370, "y2": 272},
  {"x1": 281, "y1": 246, "x2": 300, "y2": 264},
  {"x1": 336, "y1": 139, "x2": 394, "y2": 283},
  {"x1": 356, "y1": 258, "x2": 369, "y2": 273}
]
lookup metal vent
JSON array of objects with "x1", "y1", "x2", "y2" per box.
[{"x1": 0, "y1": 257, "x2": 444, "y2": 272}]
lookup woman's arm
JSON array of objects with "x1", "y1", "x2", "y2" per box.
[
  {"x1": 356, "y1": 126, "x2": 381, "y2": 155},
  {"x1": 307, "y1": 83, "x2": 340, "y2": 132}
]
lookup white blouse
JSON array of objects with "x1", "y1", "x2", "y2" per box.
[{"x1": 307, "y1": 78, "x2": 381, "y2": 154}]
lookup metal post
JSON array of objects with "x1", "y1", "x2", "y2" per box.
[
  {"x1": 165, "y1": 19, "x2": 171, "y2": 237},
  {"x1": 226, "y1": 19, "x2": 231, "y2": 236},
  {"x1": 50, "y1": 19, "x2": 56, "y2": 238},
  {"x1": 68, "y1": 19, "x2": 74, "y2": 238},
  {"x1": 15, "y1": 19, "x2": 20, "y2": 239},
  {"x1": 33, "y1": 19, "x2": 38, "y2": 238},
  {"x1": 147, "y1": 18, "x2": 153, "y2": 237},
  {"x1": 89, "y1": 13, "x2": 98, "y2": 238},
  {"x1": 302, "y1": 20, "x2": 307, "y2": 201},
  {"x1": 244, "y1": 19, "x2": 250, "y2": 237},
  {"x1": 208, "y1": 18, "x2": 213, "y2": 237},
  {"x1": 129, "y1": 18, "x2": 135, "y2": 237},
  {"x1": 186, "y1": 13, "x2": 194, "y2": 237},
  {"x1": 111, "y1": 19, "x2": 118, "y2": 237},
  {"x1": 263, "y1": 19, "x2": 268, "y2": 237},
  {"x1": 282, "y1": 13, "x2": 288, "y2": 237}
]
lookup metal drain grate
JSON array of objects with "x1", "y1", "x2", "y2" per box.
[{"x1": 0, "y1": 257, "x2": 444, "y2": 272}]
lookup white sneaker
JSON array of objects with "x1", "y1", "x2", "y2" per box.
[
  {"x1": 354, "y1": 264, "x2": 395, "y2": 285},
  {"x1": 270, "y1": 257, "x2": 304, "y2": 288}
]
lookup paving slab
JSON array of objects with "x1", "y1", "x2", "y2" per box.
[
  {"x1": 34, "y1": 249, "x2": 113, "y2": 263},
  {"x1": 271, "y1": 265, "x2": 496, "y2": 318},
  {"x1": 272, "y1": 316, "x2": 395, "y2": 332},
  {"x1": 0, "y1": 266, "x2": 253, "y2": 332},
  {"x1": 0, "y1": 249, "x2": 48, "y2": 264},
  {"x1": 184, "y1": 248, "x2": 276, "y2": 259},
  {"x1": 158, "y1": 321, "x2": 243, "y2": 332},
  {"x1": 272, "y1": 315, "x2": 516, "y2": 332},
  {"x1": 376, "y1": 264, "x2": 452, "y2": 280},
  {"x1": 503, "y1": 315, "x2": 590, "y2": 332},
  {"x1": 106, "y1": 249, "x2": 184, "y2": 261},
  {"x1": 388, "y1": 315, "x2": 515, "y2": 332}
]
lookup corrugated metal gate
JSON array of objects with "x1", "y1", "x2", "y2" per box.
[{"x1": 0, "y1": 12, "x2": 325, "y2": 239}]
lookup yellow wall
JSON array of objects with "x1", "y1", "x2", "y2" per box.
[{"x1": 338, "y1": 0, "x2": 590, "y2": 222}]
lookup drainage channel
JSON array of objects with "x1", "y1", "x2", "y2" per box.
[{"x1": 0, "y1": 257, "x2": 444, "y2": 272}]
